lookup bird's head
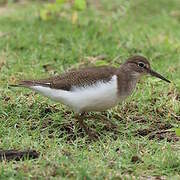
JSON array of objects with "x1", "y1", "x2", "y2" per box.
[{"x1": 123, "y1": 55, "x2": 170, "y2": 83}]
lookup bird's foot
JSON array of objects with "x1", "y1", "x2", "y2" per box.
[
  {"x1": 88, "y1": 113, "x2": 117, "y2": 130},
  {"x1": 75, "y1": 113, "x2": 99, "y2": 140}
]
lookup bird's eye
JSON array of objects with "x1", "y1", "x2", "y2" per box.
[{"x1": 138, "y1": 62, "x2": 145, "y2": 68}]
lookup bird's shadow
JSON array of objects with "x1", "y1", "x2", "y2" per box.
[
  {"x1": 36, "y1": 106, "x2": 179, "y2": 143},
  {"x1": 40, "y1": 110, "x2": 122, "y2": 142}
]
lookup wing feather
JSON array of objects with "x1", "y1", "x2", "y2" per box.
[{"x1": 15, "y1": 66, "x2": 117, "y2": 91}]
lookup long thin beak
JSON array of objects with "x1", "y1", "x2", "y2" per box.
[{"x1": 148, "y1": 69, "x2": 171, "y2": 83}]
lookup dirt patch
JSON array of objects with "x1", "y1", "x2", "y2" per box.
[
  {"x1": 0, "y1": 149, "x2": 39, "y2": 161},
  {"x1": 148, "y1": 131, "x2": 180, "y2": 142},
  {"x1": 135, "y1": 123, "x2": 179, "y2": 142}
]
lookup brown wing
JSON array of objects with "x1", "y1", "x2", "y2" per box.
[{"x1": 18, "y1": 66, "x2": 117, "y2": 91}]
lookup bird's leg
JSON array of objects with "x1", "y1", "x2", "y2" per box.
[
  {"x1": 98, "y1": 113, "x2": 117, "y2": 129},
  {"x1": 87, "y1": 113, "x2": 117, "y2": 130},
  {"x1": 75, "y1": 112, "x2": 98, "y2": 140}
]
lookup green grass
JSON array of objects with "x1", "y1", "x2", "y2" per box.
[{"x1": 0, "y1": 0, "x2": 180, "y2": 179}]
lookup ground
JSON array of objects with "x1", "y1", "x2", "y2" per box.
[{"x1": 0, "y1": 0, "x2": 180, "y2": 179}]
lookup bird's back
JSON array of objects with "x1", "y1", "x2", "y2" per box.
[{"x1": 16, "y1": 66, "x2": 120, "y2": 112}]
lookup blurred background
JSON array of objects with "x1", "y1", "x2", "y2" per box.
[{"x1": 0, "y1": 1, "x2": 180, "y2": 179}]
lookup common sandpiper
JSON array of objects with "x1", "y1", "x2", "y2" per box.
[{"x1": 11, "y1": 55, "x2": 170, "y2": 138}]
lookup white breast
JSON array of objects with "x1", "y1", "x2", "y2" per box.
[{"x1": 30, "y1": 75, "x2": 120, "y2": 113}]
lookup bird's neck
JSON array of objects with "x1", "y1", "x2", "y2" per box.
[{"x1": 116, "y1": 66, "x2": 140, "y2": 97}]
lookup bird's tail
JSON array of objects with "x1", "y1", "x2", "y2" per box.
[
  {"x1": 9, "y1": 80, "x2": 36, "y2": 88},
  {"x1": 9, "y1": 80, "x2": 50, "y2": 88}
]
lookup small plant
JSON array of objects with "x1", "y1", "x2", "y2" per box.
[{"x1": 40, "y1": 0, "x2": 87, "y2": 23}]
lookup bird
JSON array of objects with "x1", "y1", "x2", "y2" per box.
[{"x1": 11, "y1": 55, "x2": 170, "y2": 139}]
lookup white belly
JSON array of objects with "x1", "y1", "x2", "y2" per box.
[{"x1": 30, "y1": 75, "x2": 121, "y2": 113}]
